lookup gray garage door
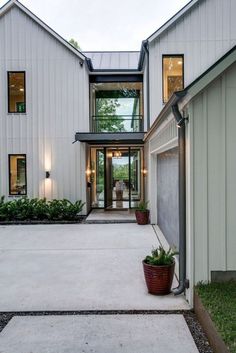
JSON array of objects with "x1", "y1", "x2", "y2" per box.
[{"x1": 156, "y1": 147, "x2": 179, "y2": 250}]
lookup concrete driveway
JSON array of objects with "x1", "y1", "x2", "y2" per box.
[{"x1": 0, "y1": 224, "x2": 189, "y2": 311}]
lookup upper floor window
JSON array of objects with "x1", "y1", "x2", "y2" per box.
[
  {"x1": 90, "y1": 81, "x2": 143, "y2": 133},
  {"x1": 8, "y1": 154, "x2": 27, "y2": 195},
  {"x1": 162, "y1": 55, "x2": 184, "y2": 103},
  {"x1": 8, "y1": 72, "x2": 26, "y2": 113}
]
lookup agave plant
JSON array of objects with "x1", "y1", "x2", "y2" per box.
[{"x1": 144, "y1": 246, "x2": 178, "y2": 266}]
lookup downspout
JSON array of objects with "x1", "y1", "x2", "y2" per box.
[
  {"x1": 171, "y1": 103, "x2": 187, "y2": 295},
  {"x1": 143, "y1": 40, "x2": 150, "y2": 130}
]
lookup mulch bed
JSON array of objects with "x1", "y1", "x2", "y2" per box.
[
  {"x1": 0, "y1": 217, "x2": 86, "y2": 225},
  {"x1": 0, "y1": 310, "x2": 213, "y2": 353}
]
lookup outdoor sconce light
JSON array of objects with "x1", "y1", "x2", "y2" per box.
[
  {"x1": 85, "y1": 168, "x2": 91, "y2": 176},
  {"x1": 142, "y1": 168, "x2": 148, "y2": 176},
  {"x1": 172, "y1": 104, "x2": 188, "y2": 128},
  {"x1": 45, "y1": 171, "x2": 50, "y2": 178}
]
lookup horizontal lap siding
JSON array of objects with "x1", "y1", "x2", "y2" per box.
[{"x1": 0, "y1": 6, "x2": 89, "y2": 208}]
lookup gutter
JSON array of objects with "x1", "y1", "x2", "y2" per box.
[
  {"x1": 171, "y1": 97, "x2": 188, "y2": 295},
  {"x1": 142, "y1": 40, "x2": 150, "y2": 130}
]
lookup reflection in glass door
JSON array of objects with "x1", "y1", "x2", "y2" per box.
[{"x1": 90, "y1": 147, "x2": 144, "y2": 209}]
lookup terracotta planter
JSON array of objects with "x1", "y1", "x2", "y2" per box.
[
  {"x1": 135, "y1": 210, "x2": 150, "y2": 225},
  {"x1": 142, "y1": 260, "x2": 175, "y2": 295}
]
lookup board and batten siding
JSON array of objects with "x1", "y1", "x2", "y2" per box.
[
  {"x1": 148, "y1": 0, "x2": 236, "y2": 125},
  {"x1": 0, "y1": 6, "x2": 89, "y2": 210},
  {"x1": 191, "y1": 61, "x2": 236, "y2": 283}
]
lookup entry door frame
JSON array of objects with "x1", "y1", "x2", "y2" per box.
[{"x1": 104, "y1": 147, "x2": 132, "y2": 209}]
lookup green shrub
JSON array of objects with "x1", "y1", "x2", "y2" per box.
[{"x1": 0, "y1": 196, "x2": 85, "y2": 222}]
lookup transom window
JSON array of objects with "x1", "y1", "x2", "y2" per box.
[
  {"x1": 9, "y1": 154, "x2": 27, "y2": 195},
  {"x1": 8, "y1": 72, "x2": 26, "y2": 113},
  {"x1": 162, "y1": 55, "x2": 184, "y2": 103}
]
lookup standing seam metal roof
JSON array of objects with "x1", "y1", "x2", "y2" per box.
[{"x1": 83, "y1": 51, "x2": 140, "y2": 71}]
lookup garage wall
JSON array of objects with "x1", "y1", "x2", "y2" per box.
[
  {"x1": 191, "y1": 61, "x2": 236, "y2": 283},
  {"x1": 157, "y1": 148, "x2": 179, "y2": 250}
]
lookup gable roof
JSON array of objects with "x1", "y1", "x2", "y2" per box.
[
  {"x1": 83, "y1": 51, "x2": 140, "y2": 71},
  {"x1": 0, "y1": 0, "x2": 86, "y2": 62},
  {"x1": 147, "y1": 0, "x2": 202, "y2": 43},
  {"x1": 145, "y1": 45, "x2": 236, "y2": 140}
]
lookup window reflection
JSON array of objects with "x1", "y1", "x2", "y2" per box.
[
  {"x1": 9, "y1": 155, "x2": 27, "y2": 195},
  {"x1": 163, "y1": 56, "x2": 183, "y2": 103},
  {"x1": 90, "y1": 82, "x2": 143, "y2": 132},
  {"x1": 8, "y1": 72, "x2": 26, "y2": 113}
]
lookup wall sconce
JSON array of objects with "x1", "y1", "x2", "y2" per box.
[
  {"x1": 45, "y1": 171, "x2": 50, "y2": 179},
  {"x1": 142, "y1": 168, "x2": 148, "y2": 176},
  {"x1": 85, "y1": 168, "x2": 91, "y2": 176}
]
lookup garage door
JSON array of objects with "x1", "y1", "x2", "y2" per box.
[{"x1": 156, "y1": 147, "x2": 179, "y2": 250}]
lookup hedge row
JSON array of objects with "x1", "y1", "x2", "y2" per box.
[{"x1": 0, "y1": 196, "x2": 85, "y2": 221}]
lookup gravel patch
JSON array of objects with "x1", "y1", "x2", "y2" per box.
[{"x1": 0, "y1": 310, "x2": 213, "y2": 353}]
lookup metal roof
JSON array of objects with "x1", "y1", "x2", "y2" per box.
[{"x1": 83, "y1": 51, "x2": 140, "y2": 71}]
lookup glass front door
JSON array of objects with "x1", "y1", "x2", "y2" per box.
[{"x1": 90, "y1": 147, "x2": 144, "y2": 209}]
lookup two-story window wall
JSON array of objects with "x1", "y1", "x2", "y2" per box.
[{"x1": 90, "y1": 82, "x2": 143, "y2": 133}]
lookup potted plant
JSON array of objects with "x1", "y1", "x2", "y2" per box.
[
  {"x1": 135, "y1": 201, "x2": 149, "y2": 225},
  {"x1": 142, "y1": 246, "x2": 178, "y2": 295}
]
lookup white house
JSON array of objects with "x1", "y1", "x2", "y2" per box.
[{"x1": 0, "y1": 0, "x2": 236, "y2": 304}]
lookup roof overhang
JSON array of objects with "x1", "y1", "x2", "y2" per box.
[{"x1": 75, "y1": 132, "x2": 145, "y2": 145}]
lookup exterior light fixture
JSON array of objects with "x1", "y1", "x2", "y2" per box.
[
  {"x1": 45, "y1": 171, "x2": 50, "y2": 178},
  {"x1": 142, "y1": 168, "x2": 148, "y2": 176},
  {"x1": 172, "y1": 104, "x2": 188, "y2": 128},
  {"x1": 113, "y1": 149, "x2": 122, "y2": 158},
  {"x1": 85, "y1": 168, "x2": 91, "y2": 176}
]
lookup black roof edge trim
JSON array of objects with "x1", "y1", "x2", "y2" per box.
[
  {"x1": 185, "y1": 44, "x2": 236, "y2": 91},
  {"x1": 5, "y1": 0, "x2": 87, "y2": 61},
  {"x1": 146, "y1": 0, "x2": 199, "y2": 41},
  {"x1": 144, "y1": 44, "x2": 236, "y2": 141},
  {"x1": 138, "y1": 40, "x2": 148, "y2": 71},
  {"x1": 89, "y1": 74, "x2": 143, "y2": 83}
]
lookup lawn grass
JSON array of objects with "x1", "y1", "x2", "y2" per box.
[{"x1": 195, "y1": 281, "x2": 236, "y2": 353}]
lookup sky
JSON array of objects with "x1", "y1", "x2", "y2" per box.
[{"x1": 0, "y1": 0, "x2": 190, "y2": 51}]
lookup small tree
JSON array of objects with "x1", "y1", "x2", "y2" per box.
[
  {"x1": 96, "y1": 98, "x2": 125, "y2": 132},
  {"x1": 69, "y1": 38, "x2": 81, "y2": 50}
]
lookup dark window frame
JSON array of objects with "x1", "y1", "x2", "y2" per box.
[
  {"x1": 89, "y1": 81, "x2": 144, "y2": 133},
  {"x1": 7, "y1": 71, "x2": 26, "y2": 113},
  {"x1": 8, "y1": 154, "x2": 27, "y2": 196},
  {"x1": 162, "y1": 54, "x2": 184, "y2": 103}
]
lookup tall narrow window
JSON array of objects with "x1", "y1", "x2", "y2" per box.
[
  {"x1": 162, "y1": 56, "x2": 184, "y2": 103},
  {"x1": 8, "y1": 72, "x2": 26, "y2": 113},
  {"x1": 9, "y1": 154, "x2": 27, "y2": 195}
]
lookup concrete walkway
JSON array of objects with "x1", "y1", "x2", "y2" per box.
[
  {"x1": 0, "y1": 315, "x2": 199, "y2": 353},
  {"x1": 0, "y1": 224, "x2": 188, "y2": 311},
  {"x1": 0, "y1": 224, "x2": 198, "y2": 353}
]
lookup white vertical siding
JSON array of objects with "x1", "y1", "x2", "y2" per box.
[
  {"x1": 191, "y1": 62, "x2": 236, "y2": 282},
  {"x1": 148, "y1": 0, "x2": 236, "y2": 125},
  {"x1": 0, "y1": 6, "x2": 89, "y2": 210}
]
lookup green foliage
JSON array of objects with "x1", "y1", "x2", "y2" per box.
[
  {"x1": 0, "y1": 196, "x2": 84, "y2": 222},
  {"x1": 196, "y1": 281, "x2": 236, "y2": 353},
  {"x1": 136, "y1": 200, "x2": 149, "y2": 212},
  {"x1": 144, "y1": 246, "x2": 178, "y2": 266},
  {"x1": 68, "y1": 38, "x2": 81, "y2": 50},
  {"x1": 96, "y1": 98, "x2": 125, "y2": 132}
]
